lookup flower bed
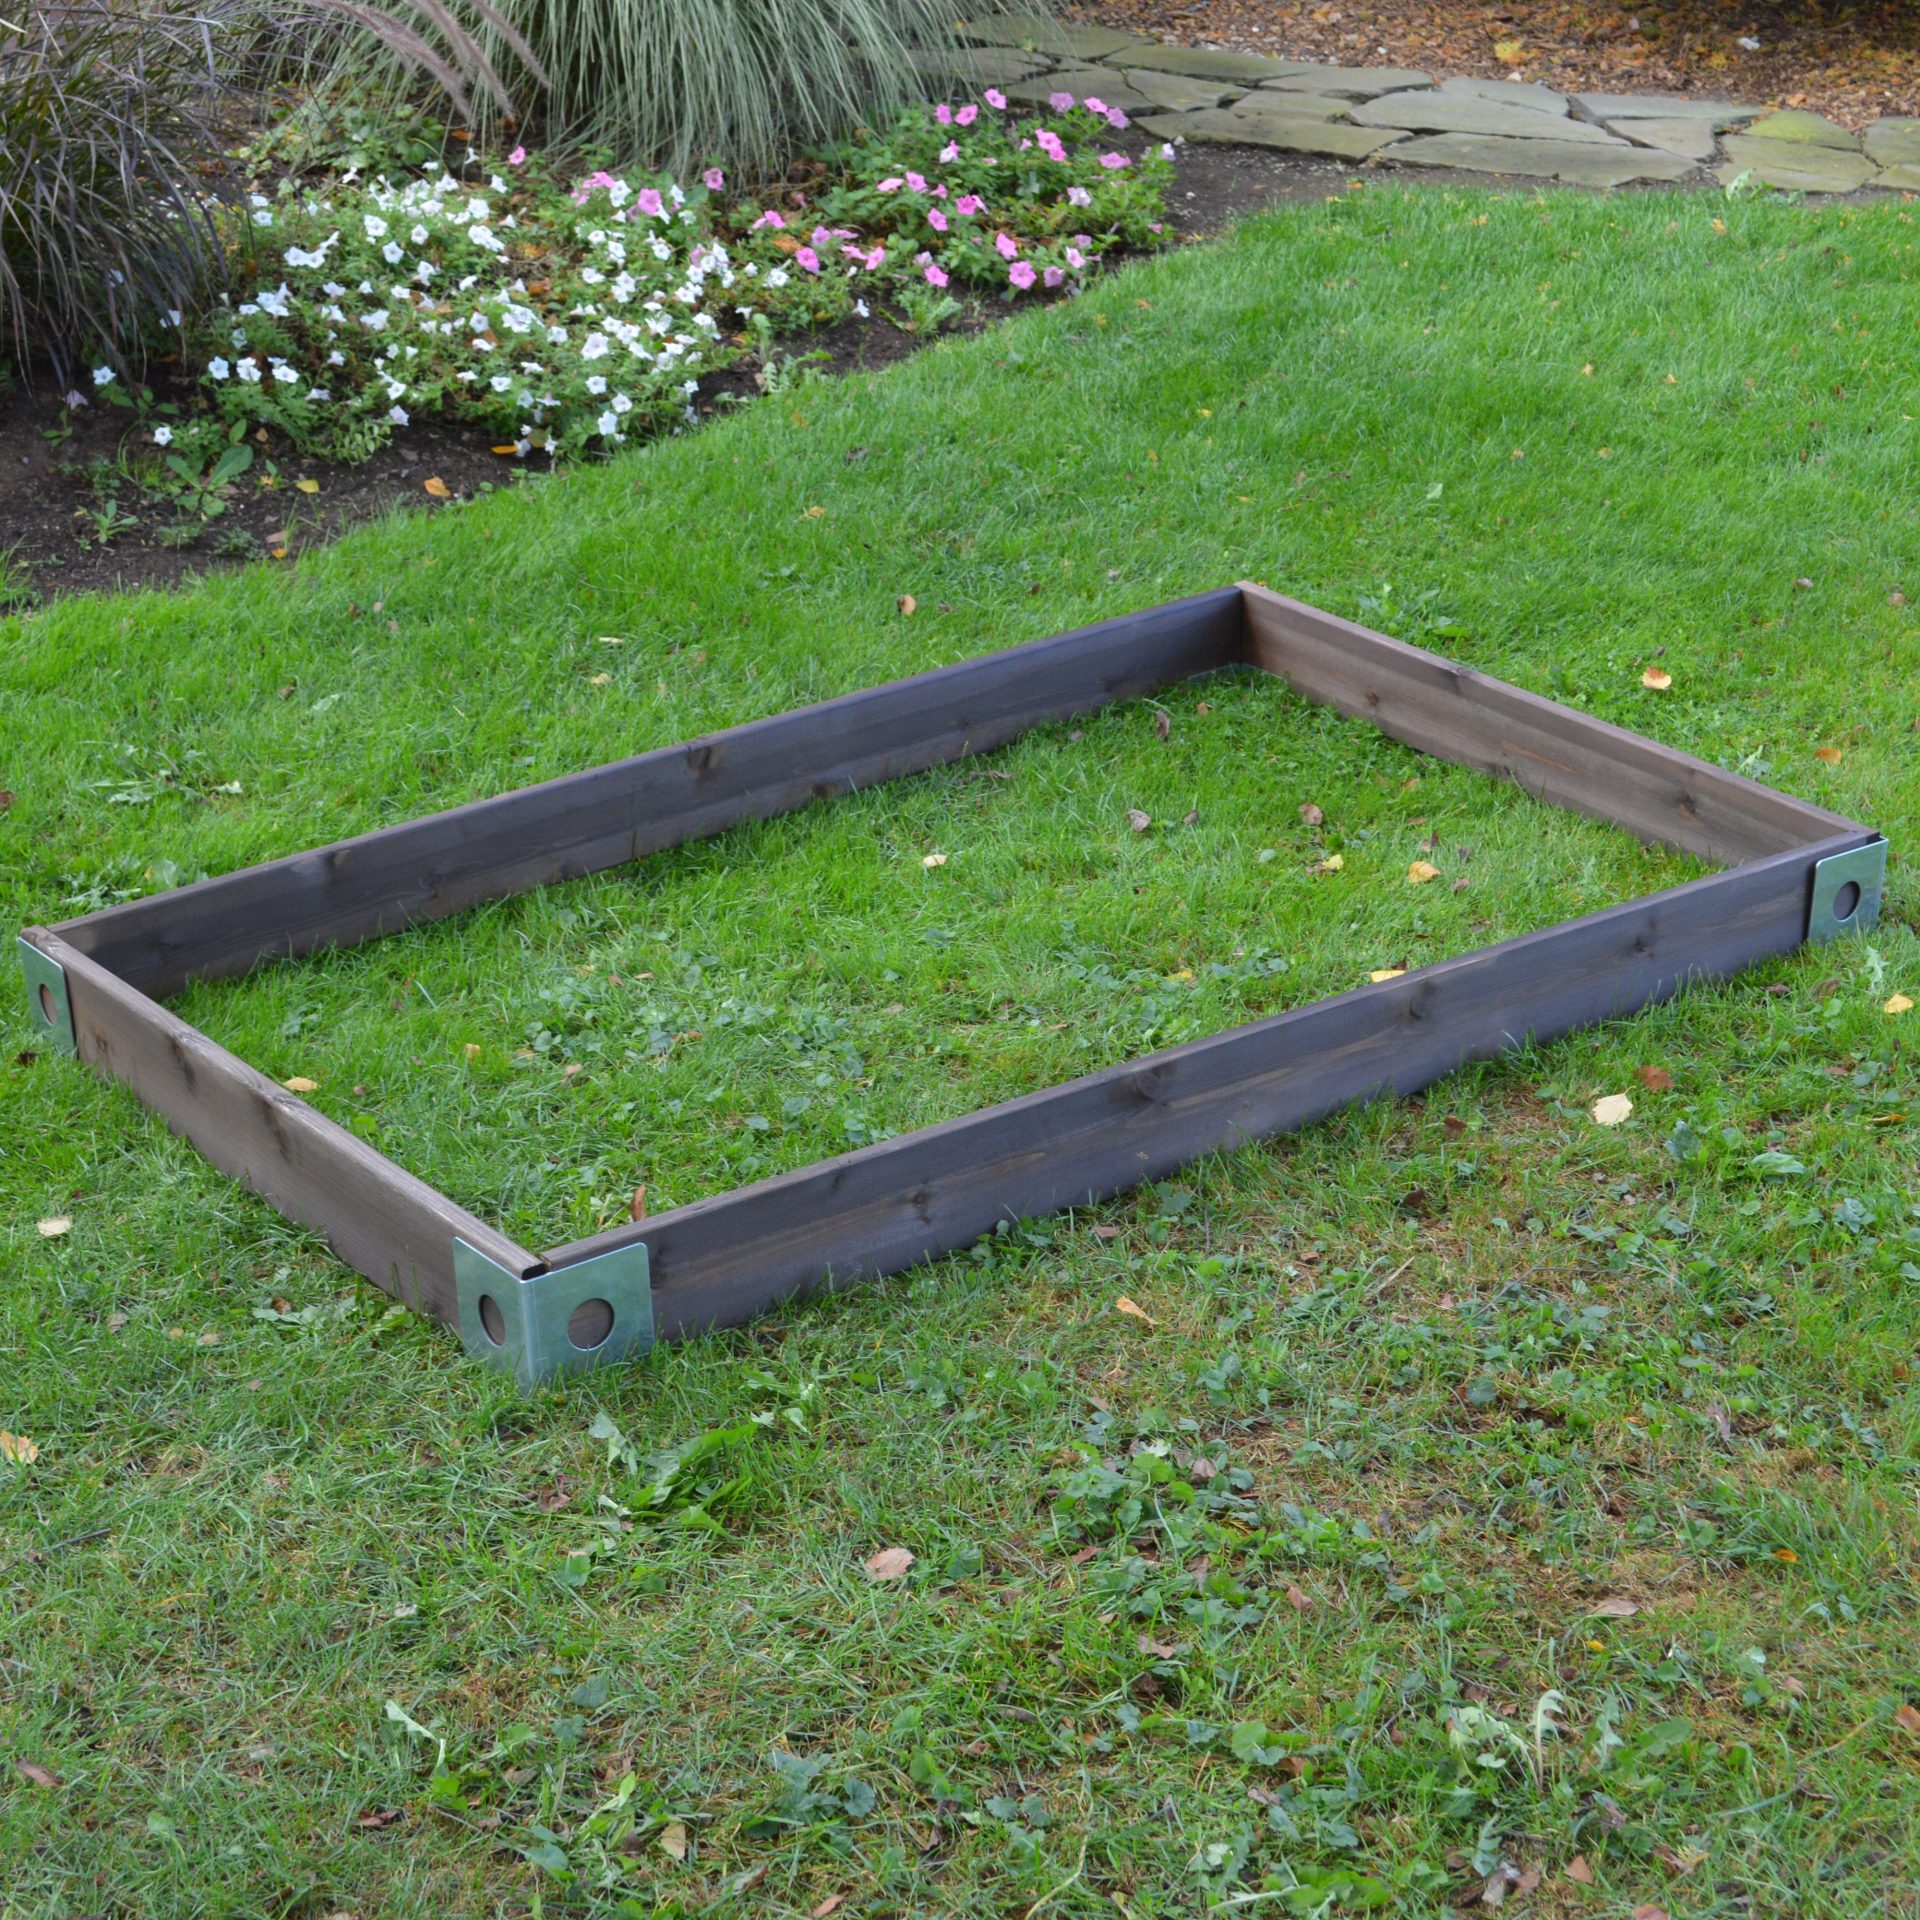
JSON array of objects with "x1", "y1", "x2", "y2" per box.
[{"x1": 142, "y1": 92, "x2": 1170, "y2": 474}]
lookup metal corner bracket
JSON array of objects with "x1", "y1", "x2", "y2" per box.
[
  {"x1": 19, "y1": 936, "x2": 76, "y2": 1055},
  {"x1": 1807, "y1": 837, "x2": 1887, "y2": 944},
  {"x1": 453, "y1": 1238, "x2": 654, "y2": 1390}
]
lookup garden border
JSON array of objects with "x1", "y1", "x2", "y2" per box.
[{"x1": 19, "y1": 584, "x2": 1887, "y2": 1388}]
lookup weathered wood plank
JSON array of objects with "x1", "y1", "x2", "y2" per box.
[
  {"x1": 540, "y1": 832, "x2": 1870, "y2": 1343},
  {"x1": 56, "y1": 590, "x2": 1246, "y2": 1000},
  {"x1": 24, "y1": 929, "x2": 538, "y2": 1321},
  {"x1": 1240, "y1": 583, "x2": 1858, "y2": 864}
]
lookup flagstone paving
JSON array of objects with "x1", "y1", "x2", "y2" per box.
[{"x1": 934, "y1": 14, "x2": 1920, "y2": 195}]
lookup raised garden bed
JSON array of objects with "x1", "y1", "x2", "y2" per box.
[{"x1": 19, "y1": 584, "x2": 1885, "y2": 1387}]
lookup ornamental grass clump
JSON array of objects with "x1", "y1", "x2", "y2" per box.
[{"x1": 165, "y1": 90, "x2": 1171, "y2": 465}]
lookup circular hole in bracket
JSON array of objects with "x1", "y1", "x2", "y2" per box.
[
  {"x1": 478, "y1": 1294, "x2": 506, "y2": 1346},
  {"x1": 1831, "y1": 879, "x2": 1862, "y2": 923},
  {"x1": 38, "y1": 983, "x2": 56, "y2": 1025},
  {"x1": 568, "y1": 1297, "x2": 615, "y2": 1351}
]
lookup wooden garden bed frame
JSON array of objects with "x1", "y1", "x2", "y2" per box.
[{"x1": 20, "y1": 585, "x2": 1887, "y2": 1387}]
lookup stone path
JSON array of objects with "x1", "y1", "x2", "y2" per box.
[{"x1": 931, "y1": 15, "x2": 1920, "y2": 194}]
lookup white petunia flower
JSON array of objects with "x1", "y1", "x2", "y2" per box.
[
  {"x1": 92, "y1": 365, "x2": 114, "y2": 386},
  {"x1": 153, "y1": 425, "x2": 174, "y2": 445},
  {"x1": 208, "y1": 357, "x2": 231, "y2": 379}
]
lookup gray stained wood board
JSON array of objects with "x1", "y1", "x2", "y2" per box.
[
  {"x1": 55, "y1": 590, "x2": 1245, "y2": 1000},
  {"x1": 25, "y1": 929, "x2": 540, "y2": 1325},
  {"x1": 540, "y1": 829, "x2": 1874, "y2": 1340}
]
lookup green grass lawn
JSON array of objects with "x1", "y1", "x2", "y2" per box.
[{"x1": 4, "y1": 183, "x2": 1919, "y2": 1919}]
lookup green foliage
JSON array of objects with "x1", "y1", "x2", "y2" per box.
[
  {"x1": 170, "y1": 100, "x2": 1167, "y2": 461},
  {"x1": 468, "y1": 0, "x2": 1042, "y2": 171}
]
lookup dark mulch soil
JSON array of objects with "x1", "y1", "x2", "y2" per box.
[
  {"x1": 1076, "y1": 0, "x2": 1920, "y2": 128},
  {"x1": 0, "y1": 143, "x2": 1349, "y2": 608}
]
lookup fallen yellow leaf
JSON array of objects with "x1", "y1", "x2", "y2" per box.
[
  {"x1": 803, "y1": 504, "x2": 825, "y2": 518},
  {"x1": 294, "y1": 478, "x2": 319, "y2": 495},
  {"x1": 1368, "y1": 968, "x2": 1405, "y2": 983},
  {"x1": 1813, "y1": 746, "x2": 1843, "y2": 764},
  {"x1": 0, "y1": 1431, "x2": 41, "y2": 1465},
  {"x1": 1407, "y1": 859, "x2": 1440, "y2": 884},
  {"x1": 490, "y1": 443, "x2": 519, "y2": 456},
  {"x1": 462, "y1": 1043, "x2": 482, "y2": 1062},
  {"x1": 659, "y1": 1821, "x2": 689, "y2": 1860},
  {"x1": 422, "y1": 476, "x2": 451, "y2": 499},
  {"x1": 36, "y1": 1216, "x2": 71, "y2": 1238},
  {"x1": 588, "y1": 672, "x2": 613, "y2": 687},
  {"x1": 1115, "y1": 1295, "x2": 1157, "y2": 1327},
  {"x1": 921, "y1": 852, "x2": 948, "y2": 869},
  {"x1": 1884, "y1": 993, "x2": 1913, "y2": 1016},
  {"x1": 282, "y1": 1076, "x2": 319, "y2": 1093},
  {"x1": 897, "y1": 593, "x2": 916, "y2": 617},
  {"x1": 1315, "y1": 853, "x2": 1345, "y2": 873},
  {"x1": 1590, "y1": 1092, "x2": 1634, "y2": 1126},
  {"x1": 1640, "y1": 667, "x2": 1672, "y2": 691},
  {"x1": 865, "y1": 1546, "x2": 915, "y2": 1580}
]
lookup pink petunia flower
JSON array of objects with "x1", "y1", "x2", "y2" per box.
[
  {"x1": 925, "y1": 262, "x2": 949, "y2": 287},
  {"x1": 877, "y1": 177, "x2": 903, "y2": 193},
  {"x1": 1008, "y1": 260, "x2": 1036, "y2": 290},
  {"x1": 1106, "y1": 108, "x2": 1130, "y2": 129},
  {"x1": 983, "y1": 88, "x2": 1006, "y2": 108},
  {"x1": 928, "y1": 207, "x2": 949, "y2": 231},
  {"x1": 935, "y1": 102, "x2": 953, "y2": 125},
  {"x1": 905, "y1": 171, "x2": 927, "y2": 193},
  {"x1": 704, "y1": 167, "x2": 725, "y2": 189},
  {"x1": 753, "y1": 209, "x2": 787, "y2": 229},
  {"x1": 508, "y1": 145, "x2": 527, "y2": 166},
  {"x1": 955, "y1": 194, "x2": 985, "y2": 217},
  {"x1": 940, "y1": 140, "x2": 960, "y2": 162},
  {"x1": 1049, "y1": 90, "x2": 1075, "y2": 110},
  {"x1": 1084, "y1": 97, "x2": 1107, "y2": 114},
  {"x1": 795, "y1": 246, "x2": 821, "y2": 273},
  {"x1": 1098, "y1": 152, "x2": 1130, "y2": 170},
  {"x1": 1036, "y1": 129, "x2": 1066, "y2": 162},
  {"x1": 636, "y1": 187, "x2": 665, "y2": 217},
  {"x1": 957, "y1": 103, "x2": 979, "y2": 126},
  {"x1": 994, "y1": 231, "x2": 1018, "y2": 259},
  {"x1": 1065, "y1": 246, "x2": 1086, "y2": 268},
  {"x1": 1043, "y1": 264, "x2": 1065, "y2": 287},
  {"x1": 1067, "y1": 185, "x2": 1092, "y2": 207}
]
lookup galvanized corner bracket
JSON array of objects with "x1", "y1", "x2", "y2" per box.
[
  {"x1": 1807, "y1": 838, "x2": 1887, "y2": 943},
  {"x1": 453, "y1": 1237, "x2": 654, "y2": 1390},
  {"x1": 19, "y1": 937, "x2": 76, "y2": 1055}
]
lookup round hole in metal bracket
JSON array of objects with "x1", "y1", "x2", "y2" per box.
[
  {"x1": 478, "y1": 1294, "x2": 506, "y2": 1346},
  {"x1": 1831, "y1": 880, "x2": 1862, "y2": 923},
  {"x1": 38, "y1": 983, "x2": 56, "y2": 1025},
  {"x1": 568, "y1": 1297, "x2": 616, "y2": 1351}
]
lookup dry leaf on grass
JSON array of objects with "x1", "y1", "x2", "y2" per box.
[
  {"x1": 1640, "y1": 667, "x2": 1672, "y2": 691},
  {"x1": 1368, "y1": 968, "x2": 1405, "y2": 983},
  {"x1": 921, "y1": 852, "x2": 948, "y2": 869},
  {"x1": 897, "y1": 594, "x2": 916, "y2": 617},
  {"x1": 1283, "y1": 1583, "x2": 1315, "y2": 1611},
  {"x1": 659, "y1": 1822, "x2": 689, "y2": 1860},
  {"x1": 1, "y1": 1431, "x2": 41, "y2": 1465},
  {"x1": 811, "y1": 1898, "x2": 846, "y2": 1919},
  {"x1": 1894, "y1": 1702, "x2": 1920, "y2": 1735},
  {"x1": 295, "y1": 478, "x2": 319, "y2": 495},
  {"x1": 1407, "y1": 859, "x2": 1440, "y2": 884},
  {"x1": 1300, "y1": 802, "x2": 1324, "y2": 827},
  {"x1": 1885, "y1": 993, "x2": 1914, "y2": 1016},
  {"x1": 1590, "y1": 1093, "x2": 1634, "y2": 1127},
  {"x1": 864, "y1": 1547, "x2": 915, "y2": 1582},
  {"x1": 1125, "y1": 809, "x2": 1151, "y2": 833},
  {"x1": 1587, "y1": 1595, "x2": 1640, "y2": 1618},
  {"x1": 629, "y1": 1186, "x2": 648, "y2": 1223},
  {"x1": 15, "y1": 1759, "x2": 59, "y2": 1788},
  {"x1": 1635, "y1": 1065, "x2": 1674, "y2": 1093},
  {"x1": 1631, "y1": 1907, "x2": 1671, "y2": 1920},
  {"x1": 1115, "y1": 1295, "x2": 1157, "y2": 1328},
  {"x1": 588, "y1": 672, "x2": 613, "y2": 687},
  {"x1": 422, "y1": 476, "x2": 451, "y2": 499},
  {"x1": 283, "y1": 1076, "x2": 319, "y2": 1093},
  {"x1": 1311, "y1": 853, "x2": 1345, "y2": 874},
  {"x1": 1154, "y1": 709, "x2": 1171, "y2": 742},
  {"x1": 1564, "y1": 1857, "x2": 1595, "y2": 1886},
  {"x1": 1814, "y1": 746, "x2": 1843, "y2": 764},
  {"x1": 35, "y1": 1216, "x2": 71, "y2": 1239}
]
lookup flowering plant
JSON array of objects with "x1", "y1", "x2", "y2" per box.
[{"x1": 173, "y1": 90, "x2": 1172, "y2": 464}]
